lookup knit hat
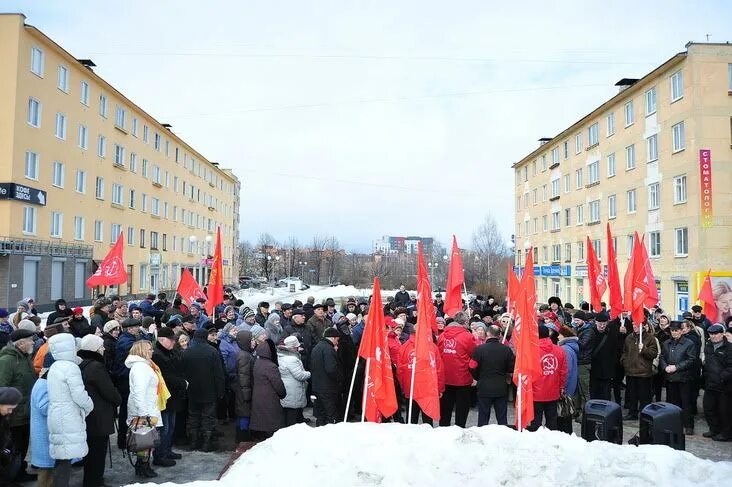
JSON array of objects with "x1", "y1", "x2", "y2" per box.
[
  {"x1": 80, "y1": 334, "x2": 104, "y2": 352},
  {"x1": 0, "y1": 308, "x2": 9, "y2": 318},
  {"x1": 72, "y1": 307, "x2": 84, "y2": 315},
  {"x1": 323, "y1": 327, "x2": 339, "y2": 338},
  {"x1": 691, "y1": 305, "x2": 703, "y2": 313},
  {"x1": 291, "y1": 308, "x2": 305, "y2": 317},
  {"x1": 244, "y1": 310, "x2": 256, "y2": 319},
  {"x1": 595, "y1": 311, "x2": 610, "y2": 323},
  {"x1": 222, "y1": 323, "x2": 235, "y2": 335},
  {"x1": 572, "y1": 311, "x2": 588, "y2": 322},
  {"x1": 141, "y1": 316, "x2": 156, "y2": 328},
  {"x1": 224, "y1": 306, "x2": 236, "y2": 316},
  {"x1": 250, "y1": 324, "x2": 266, "y2": 340},
  {"x1": 283, "y1": 335, "x2": 301, "y2": 349},
  {"x1": 346, "y1": 313, "x2": 357, "y2": 321},
  {"x1": 16, "y1": 300, "x2": 29, "y2": 310},
  {"x1": 193, "y1": 329, "x2": 209, "y2": 340},
  {"x1": 157, "y1": 327, "x2": 175, "y2": 339},
  {"x1": 17, "y1": 319, "x2": 37, "y2": 332},
  {"x1": 103, "y1": 320, "x2": 121, "y2": 333},
  {"x1": 0, "y1": 387, "x2": 22, "y2": 406}
]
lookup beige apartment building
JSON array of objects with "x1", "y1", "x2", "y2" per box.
[
  {"x1": 0, "y1": 14, "x2": 240, "y2": 310},
  {"x1": 512, "y1": 43, "x2": 732, "y2": 320}
]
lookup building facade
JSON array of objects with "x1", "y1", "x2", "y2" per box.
[
  {"x1": 372, "y1": 235, "x2": 434, "y2": 255},
  {"x1": 0, "y1": 14, "x2": 240, "y2": 309},
  {"x1": 512, "y1": 43, "x2": 732, "y2": 320}
]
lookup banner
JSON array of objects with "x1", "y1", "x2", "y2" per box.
[
  {"x1": 699, "y1": 149, "x2": 713, "y2": 228},
  {"x1": 87, "y1": 233, "x2": 127, "y2": 288}
]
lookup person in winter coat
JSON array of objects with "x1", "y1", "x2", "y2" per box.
[
  {"x1": 139, "y1": 294, "x2": 164, "y2": 323},
  {"x1": 101, "y1": 320, "x2": 121, "y2": 373},
  {"x1": 702, "y1": 323, "x2": 732, "y2": 441},
  {"x1": 218, "y1": 324, "x2": 240, "y2": 420},
  {"x1": 548, "y1": 296, "x2": 572, "y2": 325},
  {"x1": 620, "y1": 322, "x2": 659, "y2": 420},
  {"x1": 557, "y1": 326, "x2": 579, "y2": 434},
  {"x1": 690, "y1": 305, "x2": 713, "y2": 333},
  {"x1": 0, "y1": 387, "x2": 23, "y2": 485},
  {"x1": 307, "y1": 304, "x2": 332, "y2": 342},
  {"x1": 659, "y1": 322, "x2": 698, "y2": 435},
  {"x1": 310, "y1": 328, "x2": 343, "y2": 426},
  {"x1": 46, "y1": 299, "x2": 72, "y2": 330},
  {"x1": 68, "y1": 308, "x2": 92, "y2": 338},
  {"x1": 112, "y1": 318, "x2": 143, "y2": 449},
  {"x1": 589, "y1": 312, "x2": 618, "y2": 401},
  {"x1": 89, "y1": 298, "x2": 111, "y2": 332},
  {"x1": 233, "y1": 330, "x2": 254, "y2": 442},
  {"x1": 277, "y1": 336, "x2": 311, "y2": 427},
  {"x1": 78, "y1": 334, "x2": 121, "y2": 487},
  {"x1": 47, "y1": 333, "x2": 94, "y2": 487},
  {"x1": 126, "y1": 340, "x2": 163, "y2": 478},
  {"x1": 254, "y1": 302, "x2": 270, "y2": 326},
  {"x1": 529, "y1": 325, "x2": 568, "y2": 431},
  {"x1": 397, "y1": 327, "x2": 445, "y2": 425},
  {"x1": 394, "y1": 285, "x2": 410, "y2": 308},
  {"x1": 181, "y1": 329, "x2": 225, "y2": 451},
  {"x1": 573, "y1": 310, "x2": 597, "y2": 407},
  {"x1": 469, "y1": 325, "x2": 514, "y2": 426},
  {"x1": 653, "y1": 314, "x2": 673, "y2": 402},
  {"x1": 283, "y1": 309, "x2": 314, "y2": 367},
  {"x1": 437, "y1": 312, "x2": 477, "y2": 427},
  {"x1": 0, "y1": 329, "x2": 36, "y2": 483},
  {"x1": 0, "y1": 308, "x2": 13, "y2": 349},
  {"x1": 250, "y1": 340, "x2": 286, "y2": 439},
  {"x1": 30, "y1": 361, "x2": 53, "y2": 487},
  {"x1": 264, "y1": 313, "x2": 284, "y2": 345}
]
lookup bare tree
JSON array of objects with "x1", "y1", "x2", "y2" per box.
[
  {"x1": 256, "y1": 233, "x2": 278, "y2": 281},
  {"x1": 283, "y1": 236, "x2": 301, "y2": 278},
  {"x1": 237, "y1": 240, "x2": 257, "y2": 277},
  {"x1": 324, "y1": 235, "x2": 342, "y2": 285},
  {"x1": 470, "y1": 214, "x2": 512, "y2": 297},
  {"x1": 308, "y1": 235, "x2": 327, "y2": 285}
]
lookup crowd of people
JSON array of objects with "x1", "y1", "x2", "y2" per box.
[{"x1": 0, "y1": 289, "x2": 731, "y2": 486}]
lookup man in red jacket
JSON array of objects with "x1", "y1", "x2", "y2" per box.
[
  {"x1": 529, "y1": 324, "x2": 567, "y2": 431},
  {"x1": 397, "y1": 327, "x2": 445, "y2": 425},
  {"x1": 437, "y1": 311, "x2": 477, "y2": 427}
]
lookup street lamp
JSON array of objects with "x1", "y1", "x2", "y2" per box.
[
  {"x1": 298, "y1": 261, "x2": 307, "y2": 281},
  {"x1": 427, "y1": 262, "x2": 439, "y2": 284},
  {"x1": 275, "y1": 255, "x2": 280, "y2": 281}
]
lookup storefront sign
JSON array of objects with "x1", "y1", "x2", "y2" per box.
[
  {"x1": 0, "y1": 183, "x2": 47, "y2": 205},
  {"x1": 516, "y1": 265, "x2": 571, "y2": 277},
  {"x1": 699, "y1": 149, "x2": 713, "y2": 227}
]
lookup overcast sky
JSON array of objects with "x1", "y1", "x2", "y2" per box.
[{"x1": 7, "y1": 1, "x2": 731, "y2": 251}]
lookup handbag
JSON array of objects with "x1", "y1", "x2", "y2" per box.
[
  {"x1": 558, "y1": 391, "x2": 578, "y2": 419},
  {"x1": 126, "y1": 416, "x2": 160, "y2": 452}
]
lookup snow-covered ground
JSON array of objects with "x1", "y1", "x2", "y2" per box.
[
  {"x1": 234, "y1": 284, "x2": 401, "y2": 310},
  {"x1": 128, "y1": 423, "x2": 732, "y2": 487}
]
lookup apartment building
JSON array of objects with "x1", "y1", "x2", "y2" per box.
[
  {"x1": 512, "y1": 43, "x2": 732, "y2": 319},
  {"x1": 0, "y1": 14, "x2": 240, "y2": 309}
]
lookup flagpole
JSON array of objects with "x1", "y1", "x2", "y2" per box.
[
  {"x1": 407, "y1": 356, "x2": 416, "y2": 425},
  {"x1": 343, "y1": 357, "x2": 360, "y2": 422},
  {"x1": 361, "y1": 358, "x2": 371, "y2": 423},
  {"x1": 517, "y1": 373, "x2": 523, "y2": 432}
]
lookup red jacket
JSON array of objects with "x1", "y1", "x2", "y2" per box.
[
  {"x1": 397, "y1": 335, "x2": 445, "y2": 398},
  {"x1": 437, "y1": 325, "x2": 477, "y2": 386},
  {"x1": 532, "y1": 337, "x2": 568, "y2": 402},
  {"x1": 387, "y1": 331, "x2": 402, "y2": 366}
]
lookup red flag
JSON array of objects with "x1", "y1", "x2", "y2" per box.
[
  {"x1": 638, "y1": 236, "x2": 658, "y2": 308},
  {"x1": 358, "y1": 277, "x2": 398, "y2": 422},
  {"x1": 177, "y1": 268, "x2": 207, "y2": 305},
  {"x1": 586, "y1": 236, "x2": 607, "y2": 313},
  {"x1": 697, "y1": 270, "x2": 719, "y2": 323},
  {"x1": 205, "y1": 227, "x2": 224, "y2": 317},
  {"x1": 506, "y1": 263, "x2": 520, "y2": 318},
  {"x1": 606, "y1": 224, "x2": 623, "y2": 319},
  {"x1": 87, "y1": 233, "x2": 128, "y2": 288},
  {"x1": 624, "y1": 233, "x2": 653, "y2": 325},
  {"x1": 443, "y1": 235, "x2": 465, "y2": 318},
  {"x1": 512, "y1": 248, "x2": 539, "y2": 430},
  {"x1": 411, "y1": 242, "x2": 441, "y2": 421}
]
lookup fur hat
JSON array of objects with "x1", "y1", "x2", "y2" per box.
[
  {"x1": 103, "y1": 320, "x2": 121, "y2": 333},
  {"x1": 80, "y1": 334, "x2": 104, "y2": 352}
]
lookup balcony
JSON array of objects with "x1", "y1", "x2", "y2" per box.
[{"x1": 0, "y1": 237, "x2": 93, "y2": 258}]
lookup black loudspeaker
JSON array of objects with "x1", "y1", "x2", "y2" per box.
[
  {"x1": 639, "y1": 402, "x2": 685, "y2": 450},
  {"x1": 581, "y1": 400, "x2": 623, "y2": 444}
]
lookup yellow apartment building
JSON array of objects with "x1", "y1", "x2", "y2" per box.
[
  {"x1": 0, "y1": 14, "x2": 240, "y2": 310},
  {"x1": 512, "y1": 43, "x2": 732, "y2": 320}
]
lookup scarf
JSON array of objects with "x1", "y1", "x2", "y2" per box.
[{"x1": 149, "y1": 360, "x2": 171, "y2": 412}]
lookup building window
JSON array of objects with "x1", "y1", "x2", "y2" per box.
[
  {"x1": 163, "y1": 202, "x2": 169, "y2": 219},
  {"x1": 576, "y1": 204, "x2": 584, "y2": 225},
  {"x1": 74, "y1": 216, "x2": 84, "y2": 240},
  {"x1": 141, "y1": 159, "x2": 148, "y2": 178},
  {"x1": 143, "y1": 125, "x2": 150, "y2": 143},
  {"x1": 140, "y1": 229, "x2": 146, "y2": 248},
  {"x1": 114, "y1": 144, "x2": 125, "y2": 166},
  {"x1": 607, "y1": 153, "x2": 616, "y2": 177},
  {"x1": 577, "y1": 240, "x2": 585, "y2": 261},
  {"x1": 532, "y1": 188, "x2": 538, "y2": 205},
  {"x1": 575, "y1": 133, "x2": 583, "y2": 153},
  {"x1": 152, "y1": 165, "x2": 161, "y2": 184},
  {"x1": 606, "y1": 112, "x2": 615, "y2": 136},
  {"x1": 542, "y1": 246, "x2": 548, "y2": 263},
  {"x1": 115, "y1": 106, "x2": 127, "y2": 130},
  {"x1": 522, "y1": 166, "x2": 527, "y2": 182},
  {"x1": 624, "y1": 100, "x2": 634, "y2": 126},
  {"x1": 57, "y1": 65, "x2": 69, "y2": 92},
  {"x1": 575, "y1": 168, "x2": 583, "y2": 189},
  {"x1": 99, "y1": 94, "x2": 108, "y2": 118},
  {"x1": 627, "y1": 189, "x2": 637, "y2": 213},
  {"x1": 645, "y1": 87, "x2": 657, "y2": 116},
  {"x1": 673, "y1": 175, "x2": 687, "y2": 204},
  {"x1": 25, "y1": 151, "x2": 39, "y2": 180},
  {"x1": 564, "y1": 174, "x2": 570, "y2": 193},
  {"x1": 541, "y1": 155, "x2": 547, "y2": 171},
  {"x1": 80, "y1": 81, "x2": 90, "y2": 105},
  {"x1": 675, "y1": 227, "x2": 688, "y2": 257},
  {"x1": 129, "y1": 153, "x2": 137, "y2": 173},
  {"x1": 588, "y1": 161, "x2": 600, "y2": 184},
  {"x1": 112, "y1": 183, "x2": 124, "y2": 205},
  {"x1": 646, "y1": 134, "x2": 658, "y2": 162},
  {"x1": 564, "y1": 243, "x2": 572, "y2": 262},
  {"x1": 78, "y1": 124, "x2": 88, "y2": 149},
  {"x1": 588, "y1": 122, "x2": 599, "y2": 146},
  {"x1": 23, "y1": 206, "x2": 37, "y2": 234},
  {"x1": 608, "y1": 194, "x2": 617, "y2": 219},
  {"x1": 551, "y1": 178, "x2": 560, "y2": 198},
  {"x1": 165, "y1": 140, "x2": 170, "y2": 157},
  {"x1": 75, "y1": 170, "x2": 86, "y2": 193},
  {"x1": 589, "y1": 200, "x2": 600, "y2": 223},
  {"x1": 564, "y1": 208, "x2": 571, "y2": 226},
  {"x1": 94, "y1": 220, "x2": 103, "y2": 242},
  {"x1": 31, "y1": 47, "x2": 44, "y2": 76},
  {"x1": 140, "y1": 264, "x2": 148, "y2": 290},
  {"x1": 52, "y1": 161, "x2": 64, "y2": 188},
  {"x1": 551, "y1": 147, "x2": 559, "y2": 166},
  {"x1": 111, "y1": 224, "x2": 122, "y2": 243},
  {"x1": 542, "y1": 215, "x2": 548, "y2": 232},
  {"x1": 129, "y1": 189, "x2": 136, "y2": 209},
  {"x1": 542, "y1": 185, "x2": 547, "y2": 202},
  {"x1": 649, "y1": 231, "x2": 661, "y2": 258},
  {"x1": 95, "y1": 176, "x2": 104, "y2": 199},
  {"x1": 625, "y1": 144, "x2": 636, "y2": 170},
  {"x1": 671, "y1": 70, "x2": 683, "y2": 101},
  {"x1": 563, "y1": 140, "x2": 569, "y2": 159},
  {"x1": 648, "y1": 182, "x2": 660, "y2": 210},
  {"x1": 151, "y1": 197, "x2": 160, "y2": 216},
  {"x1": 552, "y1": 244, "x2": 561, "y2": 262},
  {"x1": 127, "y1": 227, "x2": 135, "y2": 246},
  {"x1": 131, "y1": 117, "x2": 138, "y2": 137},
  {"x1": 97, "y1": 135, "x2": 107, "y2": 158},
  {"x1": 27, "y1": 97, "x2": 41, "y2": 127},
  {"x1": 55, "y1": 113, "x2": 67, "y2": 139},
  {"x1": 50, "y1": 212, "x2": 63, "y2": 238},
  {"x1": 672, "y1": 121, "x2": 685, "y2": 152},
  {"x1": 154, "y1": 132, "x2": 162, "y2": 151},
  {"x1": 141, "y1": 193, "x2": 148, "y2": 212},
  {"x1": 150, "y1": 231, "x2": 159, "y2": 250},
  {"x1": 728, "y1": 63, "x2": 732, "y2": 91},
  {"x1": 551, "y1": 211, "x2": 560, "y2": 231},
  {"x1": 162, "y1": 234, "x2": 167, "y2": 251}
]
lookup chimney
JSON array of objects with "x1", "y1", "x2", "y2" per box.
[
  {"x1": 77, "y1": 59, "x2": 96, "y2": 71},
  {"x1": 538, "y1": 137, "x2": 551, "y2": 147},
  {"x1": 615, "y1": 78, "x2": 639, "y2": 93}
]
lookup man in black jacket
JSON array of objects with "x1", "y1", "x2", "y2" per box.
[
  {"x1": 46, "y1": 299, "x2": 72, "y2": 329},
  {"x1": 659, "y1": 322, "x2": 698, "y2": 435},
  {"x1": 702, "y1": 324, "x2": 732, "y2": 441},
  {"x1": 181, "y1": 329, "x2": 225, "y2": 451},
  {"x1": 394, "y1": 285, "x2": 410, "y2": 308},
  {"x1": 310, "y1": 328, "x2": 343, "y2": 426},
  {"x1": 471, "y1": 325, "x2": 515, "y2": 425},
  {"x1": 152, "y1": 327, "x2": 188, "y2": 465},
  {"x1": 589, "y1": 311, "x2": 616, "y2": 400},
  {"x1": 574, "y1": 311, "x2": 598, "y2": 406}
]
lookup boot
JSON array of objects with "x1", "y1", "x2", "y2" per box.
[
  {"x1": 134, "y1": 459, "x2": 147, "y2": 478},
  {"x1": 185, "y1": 430, "x2": 201, "y2": 451},
  {"x1": 201, "y1": 432, "x2": 217, "y2": 452},
  {"x1": 142, "y1": 459, "x2": 158, "y2": 478}
]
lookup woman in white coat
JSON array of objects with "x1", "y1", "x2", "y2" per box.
[
  {"x1": 47, "y1": 333, "x2": 93, "y2": 487},
  {"x1": 277, "y1": 336, "x2": 311, "y2": 427},
  {"x1": 125, "y1": 340, "x2": 162, "y2": 479}
]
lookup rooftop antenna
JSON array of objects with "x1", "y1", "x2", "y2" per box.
[{"x1": 705, "y1": 34, "x2": 711, "y2": 41}]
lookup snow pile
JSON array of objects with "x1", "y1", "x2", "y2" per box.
[
  {"x1": 235, "y1": 284, "x2": 398, "y2": 310},
  {"x1": 129, "y1": 423, "x2": 732, "y2": 487}
]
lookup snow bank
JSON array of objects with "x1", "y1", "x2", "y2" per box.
[
  {"x1": 234, "y1": 285, "x2": 400, "y2": 310},
  {"x1": 128, "y1": 423, "x2": 732, "y2": 487}
]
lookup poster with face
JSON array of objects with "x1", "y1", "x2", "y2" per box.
[{"x1": 712, "y1": 276, "x2": 732, "y2": 323}]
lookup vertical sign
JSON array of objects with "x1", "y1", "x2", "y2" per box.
[{"x1": 699, "y1": 149, "x2": 713, "y2": 227}]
